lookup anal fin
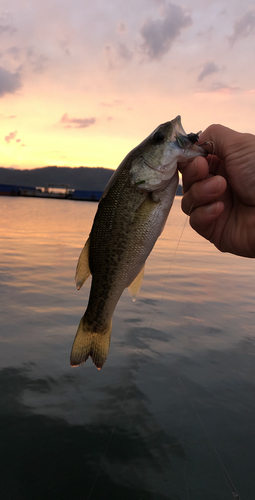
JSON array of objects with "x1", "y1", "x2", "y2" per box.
[
  {"x1": 75, "y1": 237, "x2": 91, "y2": 290},
  {"x1": 128, "y1": 265, "x2": 145, "y2": 302}
]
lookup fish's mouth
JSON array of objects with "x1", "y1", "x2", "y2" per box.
[
  {"x1": 175, "y1": 132, "x2": 201, "y2": 148},
  {"x1": 174, "y1": 131, "x2": 208, "y2": 158},
  {"x1": 171, "y1": 115, "x2": 206, "y2": 156},
  {"x1": 131, "y1": 116, "x2": 207, "y2": 190},
  {"x1": 142, "y1": 128, "x2": 206, "y2": 173}
]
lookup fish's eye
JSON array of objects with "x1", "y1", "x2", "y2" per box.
[{"x1": 152, "y1": 131, "x2": 165, "y2": 144}]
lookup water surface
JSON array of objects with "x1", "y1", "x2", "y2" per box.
[{"x1": 0, "y1": 196, "x2": 255, "y2": 499}]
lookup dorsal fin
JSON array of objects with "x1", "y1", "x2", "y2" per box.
[
  {"x1": 75, "y1": 237, "x2": 91, "y2": 290},
  {"x1": 128, "y1": 265, "x2": 145, "y2": 302}
]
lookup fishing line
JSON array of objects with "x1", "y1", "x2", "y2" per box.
[
  {"x1": 160, "y1": 140, "x2": 216, "y2": 289},
  {"x1": 178, "y1": 377, "x2": 241, "y2": 500},
  {"x1": 86, "y1": 146, "x2": 207, "y2": 495},
  {"x1": 87, "y1": 140, "x2": 234, "y2": 498},
  {"x1": 86, "y1": 387, "x2": 132, "y2": 500},
  {"x1": 198, "y1": 140, "x2": 215, "y2": 157},
  {"x1": 137, "y1": 140, "x2": 242, "y2": 499},
  {"x1": 172, "y1": 142, "x2": 241, "y2": 499},
  {"x1": 85, "y1": 222, "x2": 189, "y2": 499}
]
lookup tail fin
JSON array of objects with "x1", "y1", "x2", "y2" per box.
[{"x1": 70, "y1": 317, "x2": 112, "y2": 369}]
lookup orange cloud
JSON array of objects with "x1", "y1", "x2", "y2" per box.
[{"x1": 60, "y1": 113, "x2": 96, "y2": 129}]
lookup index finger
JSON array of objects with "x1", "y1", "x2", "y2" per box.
[{"x1": 181, "y1": 155, "x2": 209, "y2": 194}]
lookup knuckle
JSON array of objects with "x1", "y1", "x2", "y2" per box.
[
  {"x1": 189, "y1": 182, "x2": 200, "y2": 202},
  {"x1": 181, "y1": 194, "x2": 191, "y2": 215}
]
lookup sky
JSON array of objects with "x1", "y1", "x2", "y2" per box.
[{"x1": 0, "y1": 0, "x2": 255, "y2": 170}]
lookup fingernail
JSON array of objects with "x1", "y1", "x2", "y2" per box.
[
  {"x1": 203, "y1": 176, "x2": 221, "y2": 195},
  {"x1": 204, "y1": 202, "x2": 219, "y2": 215}
]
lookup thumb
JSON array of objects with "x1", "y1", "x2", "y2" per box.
[{"x1": 199, "y1": 124, "x2": 243, "y2": 160}]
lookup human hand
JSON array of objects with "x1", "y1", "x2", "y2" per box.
[{"x1": 180, "y1": 124, "x2": 255, "y2": 257}]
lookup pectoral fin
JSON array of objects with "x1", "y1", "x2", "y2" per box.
[
  {"x1": 128, "y1": 265, "x2": 145, "y2": 302},
  {"x1": 75, "y1": 237, "x2": 91, "y2": 290}
]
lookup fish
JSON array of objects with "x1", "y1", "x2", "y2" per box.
[{"x1": 70, "y1": 115, "x2": 206, "y2": 369}]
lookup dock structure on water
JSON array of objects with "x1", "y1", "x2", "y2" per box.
[
  {"x1": 0, "y1": 183, "x2": 103, "y2": 202},
  {"x1": 0, "y1": 183, "x2": 183, "y2": 201}
]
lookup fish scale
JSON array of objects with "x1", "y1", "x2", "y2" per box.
[{"x1": 70, "y1": 116, "x2": 207, "y2": 369}]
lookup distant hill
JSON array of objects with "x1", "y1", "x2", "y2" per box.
[
  {"x1": 0, "y1": 166, "x2": 113, "y2": 191},
  {"x1": 0, "y1": 166, "x2": 183, "y2": 195}
]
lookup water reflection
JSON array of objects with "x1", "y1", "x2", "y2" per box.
[
  {"x1": 2, "y1": 340, "x2": 255, "y2": 500},
  {"x1": 0, "y1": 364, "x2": 184, "y2": 500},
  {"x1": 1, "y1": 197, "x2": 255, "y2": 499},
  {"x1": 120, "y1": 326, "x2": 171, "y2": 350}
]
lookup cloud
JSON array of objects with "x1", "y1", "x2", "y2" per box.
[
  {"x1": 118, "y1": 22, "x2": 127, "y2": 34},
  {"x1": 4, "y1": 130, "x2": 25, "y2": 146},
  {"x1": 60, "y1": 113, "x2": 96, "y2": 129},
  {"x1": 7, "y1": 46, "x2": 21, "y2": 61},
  {"x1": 5, "y1": 130, "x2": 17, "y2": 143},
  {"x1": 140, "y1": 4, "x2": 192, "y2": 60},
  {"x1": 0, "y1": 13, "x2": 16, "y2": 37},
  {"x1": 103, "y1": 42, "x2": 133, "y2": 68},
  {"x1": 196, "y1": 82, "x2": 240, "y2": 94},
  {"x1": 0, "y1": 12, "x2": 16, "y2": 36},
  {"x1": 99, "y1": 100, "x2": 122, "y2": 107},
  {"x1": 229, "y1": 11, "x2": 255, "y2": 46},
  {"x1": 196, "y1": 25, "x2": 214, "y2": 41},
  {"x1": 0, "y1": 114, "x2": 16, "y2": 119},
  {"x1": 117, "y1": 42, "x2": 133, "y2": 61},
  {"x1": 197, "y1": 61, "x2": 220, "y2": 82},
  {"x1": 0, "y1": 66, "x2": 22, "y2": 96},
  {"x1": 26, "y1": 47, "x2": 48, "y2": 73},
  {"x1": 0, "y1": 23, "x2": 16, "y2": 36},
  {"x1": 59, "y1": 40, "x2": 70, "y2": 56},
  {"x1": 210, "y1": 82, "x2": 240, "y2": 93},
  {"x1": 100, "y1": 102, "x2": 112, "y2": 107}
]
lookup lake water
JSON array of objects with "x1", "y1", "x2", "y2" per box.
[{"x1": 0, "y1": 195, "x2": 255, "y2": 500}]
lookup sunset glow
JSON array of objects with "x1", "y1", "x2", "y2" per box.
[{"x1": 0, "y1": 1, "x2": 255, "y2": 170}]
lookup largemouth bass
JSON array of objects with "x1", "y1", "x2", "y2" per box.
[{"x1": 71, "y1": 116, "x2": 206, "y2": 369}]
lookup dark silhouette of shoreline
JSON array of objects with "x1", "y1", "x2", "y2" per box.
[
  {"x1": 0, "y1": 166, "x2": 183, "y2": 196},
  {"x1": 0, "y1": 166, "x2": 113, "y2": 191}
]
